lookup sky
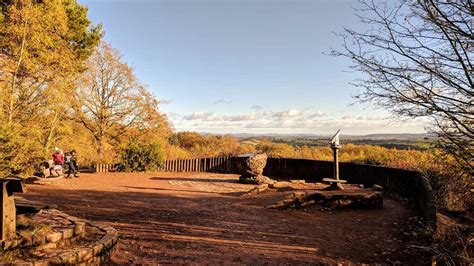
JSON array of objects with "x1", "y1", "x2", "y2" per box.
[{"x1": 79, "y1": 0, "x2": 428, "y2": 135}]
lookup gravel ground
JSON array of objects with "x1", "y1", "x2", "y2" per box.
[{"x1": 22, "y1": 172, "x2": 428, "y2": 264}]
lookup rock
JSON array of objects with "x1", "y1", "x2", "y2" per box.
[
  {"x1": 269, "y1": 190, "x2": 383, "y2": 210},
  {"x1": 236, "y1": 153, "x2": 268, "y2": 177},
  {"x1": 236, "y1": 154, "x2": 275, "y2": 184},
  {"x1": 46, "y1": 232, "x2": 63, "y2": 243},
  {"x1": 245, "y1": 184, "x2": 269, "y2": 195},
  {"x1": 293, "y1": 192, "x2": 307, "y2": 198},
  {"x1": 290, "y1": 180, "x2": 306, "y2": 184},
  {"x1": 301, "y1": 200, "x2": 316, "y2": 207},
  {"x1": 255, "y1": 175, "x2": 275, "y2": 184},
  {"x1": 239, "y1": 175, "x2": 274, "y2": 185},
  {"x1": 270, "y1": 181, "x2": 291, "y2": 189},
  {"x1": 372, "y1": 184, "x2": 383, "y2": 191}
]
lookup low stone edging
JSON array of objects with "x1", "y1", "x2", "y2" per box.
[
  {"x1": 2, "y1": 209, "x2": 118, "y2": 265},
  {"x1": 43, "y1": 222, "x2": 118, "y2": 265},
  {"x1": 2, "y1": 210, "x2": 85, "y2": 251}
]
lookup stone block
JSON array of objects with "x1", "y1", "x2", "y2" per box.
[
  {"x1": 46, "y1": 232, "x2": 62, "y2": 243},
  {"x1": 74, "y1": 224, "x2": 85, "y2": 236},
  {"x1": 290, "y1": 180, "x2": 306, "y2": 184},
  {"x1": 32, "y1": 260, "x2": 51, "y2": 266},
  {"x1": 270, "y1": 181, "x2": 291, "y2": 189},
  {"x1": 32, "y1": 235, "x2": 46, "y2": 246},
  {"x1": 19, "y1": 235, "x2": 33, "y2": 247},
  {"x1": 99, "y1": 236, "x2": 114, "y2": 249},
  {"x1": 92, "y1": 243, "x2": 104, "y2": 256},
  {"x1": 2, "y1": 239, "x2": 16, "y2": 250},
  {"x1": 62, "y1": 228, "x2": 74, "y2": 239},
  {"x1": 40, "y1": 242, "x2": 57, "y2": 250},
  {"x1": 77, "y1": 248, "x2": 93, "y2": 262},
  {"x1": 59, "y1": 251, "x2": 78, "y2": 264}
]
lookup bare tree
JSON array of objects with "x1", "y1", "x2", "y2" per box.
[{"x1": 332, "y1": 0, "x2": 473, "y2": 172}]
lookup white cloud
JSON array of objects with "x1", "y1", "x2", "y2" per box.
[
  {"x1": 356, "y1": 116, "x2": 386, "y2": 121},
  {"x1": 170, "y1": 109, "x2": 428, "y2": 134},
  {"x1": 307, "y1": 111, "x2": 328, "y2": 118},
  {"x1": 272, "y1": 109, "x2": 301, "y2": 119},
  {"x1": 164, "y1": 112, "x2": 181, "y2": 119},
  {"x1": 183, "y1": 112, "x2": 217, "y2": 121},
  {"x1": 251, "y1": 105, "x2": 263, "y2": 111},
  {"x1": 182, "y1": 112, "x2": 258, "y2": 122}
]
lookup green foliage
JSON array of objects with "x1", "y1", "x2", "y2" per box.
[
  {"x1": 0, "y1": 125, "x2": 42, "y2": 176},
  {"x1": 0, "y1": 0, "x2": 102, "y2": 176},
  {"x1": 119, "y1": 141, "x2": 165, "y2": 172},
  {"x1": 62, "y1": 0, "x2": 103, "y2": 63}
]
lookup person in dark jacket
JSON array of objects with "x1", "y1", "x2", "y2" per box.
[{"x1": 65, "y1": 150, "x2": 79, "y2": 178}]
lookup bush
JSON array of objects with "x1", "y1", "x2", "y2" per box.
[
  {"x1": 119, "y1": 141, "x2": 165, "y2": 172},
  {"x1": 0, "y1": 125, "x2": 43, "y2": 176}
]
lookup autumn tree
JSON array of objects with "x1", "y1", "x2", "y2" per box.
[
  {"x1": 171, "y1": 132, "x2": 248, "y2": 157},
  {"x1": 73, "y1": 42, "x2": 170, "y2": 162},
  {"x1": 332, "y1": 0, "x2": 473, "y2": 173},
  {"x1": 0, "y1": 0, "x2": 101, "y2": 124},
  {"x1": 0, "y1": 0, "x2": 101, "y2": 175}
]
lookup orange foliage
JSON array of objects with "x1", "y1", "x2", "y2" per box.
[{"x1": 171, "y1": 134, "x2": 455, "y2": 176}]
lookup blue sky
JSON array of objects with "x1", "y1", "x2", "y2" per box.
[{"x1": 79, "y1": 0, "x2": 427, "y2": 135}]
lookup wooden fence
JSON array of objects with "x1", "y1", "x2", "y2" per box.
[
  {"x1": 95, "y1": 156, "x2": 236, "y2": 173},
  {"x1": 95, "y1": 164, "x2": 116, "y2": 173},
  {"x1": 158, "y1": 156, "x2": 235, "y2": 173},
  {"x1": 95, "y1": 155, "x2": 437, "y2": 229}
]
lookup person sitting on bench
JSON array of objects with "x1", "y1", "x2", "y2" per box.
[
  {"x1": 51, "y1": 147, "x2": 65, "y2": 177},
  {"x1": 65, "y1": 150, "x2": 79, "y2": 178}
]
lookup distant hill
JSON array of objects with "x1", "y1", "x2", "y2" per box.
[
  {"x1": 201, "y1": 132, "x2": 435, "y2": 141},
  {"x1": 199, "y1": 132, "x2": 435, "y2": 150}
]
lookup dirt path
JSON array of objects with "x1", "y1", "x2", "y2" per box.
[{"x1": 22, "y1": 172, "x2": 422, "y2": 264}]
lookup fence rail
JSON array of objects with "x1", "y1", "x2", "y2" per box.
[
  {"x1": 95, "y1": 156, "x2": 236, "y2": 173},
  {"x1": 96, "y1": 155, "x2": 436, "y2": 229},
  {"x1": 158, "y1": 156, "x2": 235, "y2": 173},
  {"x1": 95, "y1": 164, "x2": 117, "y2": 173}
]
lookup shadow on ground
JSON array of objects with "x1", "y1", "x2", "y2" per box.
[
  {"x1": 22, "y1": 177, "x2": 429, "y2": 264},
  {"x1": 150, "y1": 177, "x2": 240, "y2": 183}
]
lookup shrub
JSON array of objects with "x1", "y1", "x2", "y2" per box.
[
  {"x1": 119, "y1": 141, "x2": 165, "y2": 172},
  {"x1": 0, "y1": 125, "x2": 43, "y2": 176}
]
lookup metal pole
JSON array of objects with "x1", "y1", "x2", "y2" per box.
[{"x1": 333, "y1": 147, "x2": 339, "y2": 180}]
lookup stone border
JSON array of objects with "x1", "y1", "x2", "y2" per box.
[
  {"x1": 2, "y1": 209, "x2": 118, "y2": 265},
  {"x1": 41, "y1": 222, "x2": 118, "y2": 265},
  {"x1": 2, "y1": 210, "x2": 85, "y2": 251}
]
